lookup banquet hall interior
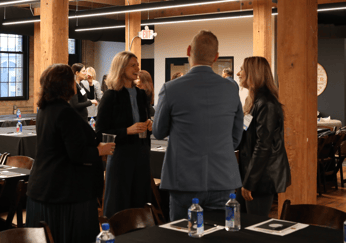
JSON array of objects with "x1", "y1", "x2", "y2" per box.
[{"x1": 1, "y1": 0, "x2": 346, "y2": 241}]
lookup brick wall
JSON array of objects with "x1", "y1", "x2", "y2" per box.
[
  {"x1": 82, "y1": 40, "x2": 95, "y2": 69},
  {"x1": 0, "y1": 38, "x2": 95, "y2": 115},
  {"x1": 0, "y1": 36, "x2": 35, "y2": 115}
]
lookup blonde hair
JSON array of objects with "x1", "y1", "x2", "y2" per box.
[
  {"x1": 86, "y1": 67, "x2": 96, "y2": 80},
  {"x1": 241, "y1": 56, "x2": 279, "y2": 115},
  {"x1": 138, "y1": 70, "x2": 154, "y2": 105},
  {"x1": 106, "y1": 51, "x2": 137, "y2": 91}
]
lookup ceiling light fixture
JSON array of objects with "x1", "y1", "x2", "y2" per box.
[
  {"x1": 0, "y1": 0, "x2": 39, "y2": 7},
  {"x1": 75, "y1": 10, "x2": 255, "y2": 32},
  {"x1": 69, "y1": 0, "x2": 238, "y2": 19}
]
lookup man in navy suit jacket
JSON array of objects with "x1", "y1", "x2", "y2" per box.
[
  {"x1": 153, "y1": 30, "x2": 243, "y2": 221},
  {"x1": 222, "y1": 67, "x2": 239, "y2": 90}
]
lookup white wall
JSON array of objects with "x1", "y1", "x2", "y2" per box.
[
  {"x1": 153, "y1": 17, "x2": 254, "y2": 105},
  {"x1": 94, "y1": 41, "x2": 125, "y2": 83}
]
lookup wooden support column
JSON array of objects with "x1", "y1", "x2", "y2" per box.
[
  {"x1": 253, "y1": 0, "x2": 272, "y2": 66},
  {"x1": 33, "y1": 8, "x2": 40, "y2": 113},
  {"x1": 125, "y1": 0, "x2": 141, "y2": 67},
  {"x1": 40, "y1": 0, "x2": 69, "y2": 73},
  {"x1": 277, "y1": 0, "x2": 318, "y2": 216}
]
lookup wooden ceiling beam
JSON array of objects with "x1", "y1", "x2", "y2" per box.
[{"x1": 318, "y1": 0, "x2": 346, "y2": 4}]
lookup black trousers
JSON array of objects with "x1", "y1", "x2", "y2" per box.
[
  {"x1": 236, "y1": 188, "x2": 274, "y2": 217},
  {"x1": 103, "y1": 140, "x2": 151, "y2": 218}
]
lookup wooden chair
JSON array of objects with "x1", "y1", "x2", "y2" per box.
[
  {"x1": 0, "y1": 179, "x2": 6, "y2": 200},
  {"x1": 317, "y1": 134, "x2": 337, "y2": 195},
  {"x1": 28, "y1": 119, "x2": 36, "y2": 126},
  {"x1": 0, "y1": 221, "x2": 54, "y2": 243},
  {"x1": 280, "y1": 199, "x2": 346, "y2": 230},
  {"x1": 4, "y1": 156, "x2": 34, "y2": 170},
  {"x1": 335, "y1": 127, "x2": 346, "y2": 187},
  {"x1": 150, "y1": 175, "x2": 166, "y2": 225},
  {"x1": 99, "y1": 203, "x2": 155, "y2": 236}
]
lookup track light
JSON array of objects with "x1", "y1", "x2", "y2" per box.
[{"x1": 0, "y1": 0, "x2": 39, "y2": 7}]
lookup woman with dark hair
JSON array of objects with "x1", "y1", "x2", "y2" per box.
[
  {"x1": 96, "y1": 51, "x2": 152, "y2": 218},
  {"x1": 70, "y1": 63, "x2": 97, "y2": 122},
  {"x1": 101, "y1": 74, "x2": 108, "y2": 93},
  {"x1": 26, "y1": 64, "x2": 115, "y2": 243},
  {"x1": 135, "y1": 70, "x2": 155, "y2": 116},
  {"x1": 236, "y1": 56, "x2": 291, "y2": 217}
]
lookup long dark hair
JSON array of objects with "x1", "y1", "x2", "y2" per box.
[
  {"x1": 138, "y1": 70, "x2": 154, "y2": 105},
  {"x1": 37, "y1": 64, "x2": 75, "y2": 109},
  {"x1": 71, "y1": 63, "x2": 84, "y2": 75}
]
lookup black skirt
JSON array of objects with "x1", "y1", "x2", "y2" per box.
[{"x1": 26, "y1": 196, "x2": 99, "y2": 243}]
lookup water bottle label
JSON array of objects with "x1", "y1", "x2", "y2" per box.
[
  {"x1": 16, "y1": 126, "x2": 19, "y2": 133},
  {"x1": 344, "y1": 223, "x2": 346, "y2": 242},
  {"x1": 19, "y1": 114, "x2": 21, "y2": 118},
  {"x1": 226, "y1": 206, "x2": 235, "y2": 227},
  {"x1": 96, "y1": 239, "x2": 115, "y2": 243},
  {"x1": 197, "y1": 211, "x2": 204, "y2": 234},
  {"x1": 20, "y1": 124, "x2": 22, "y2": 132}
]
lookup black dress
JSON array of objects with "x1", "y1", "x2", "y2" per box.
[
  {"x1": 69, "y1": 82, "x2": 94, "y2": 122},
  {"x1": 26, "y1": 99, "x2": 103, "y2": 243},
  {"x1": 96, "y1": 87, "x2": 151, "y2": 218}
]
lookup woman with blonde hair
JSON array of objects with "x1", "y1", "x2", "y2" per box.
[
  {"x1": 136, "y1": 70, "x2": 155, "y2": 116},
  {"x1": 96, "y1": 51, "x2": 153, "y2": 218},
  {"x1": 81, "y1": 66, "x2": 103, "y2": 120},
  {"x1": 236, "y1": 56, "x2": 291, "y2": 217}
]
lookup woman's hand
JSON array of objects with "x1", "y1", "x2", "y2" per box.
[
  {"x1": 97, "y1": 142, "x2": 115, "y2": 156},
  {"x1": 147, "y1": 119, "x2": 153, "y2": 131},
  {"x1": 127, "y1": 122, "x2": 147, "y2": 135},
  {"x1": 241, "y1": 187, "x2": 253, "y2": 201},
  {"x1": 91, "y1": 99, "x2": 98, "y2": 106}
]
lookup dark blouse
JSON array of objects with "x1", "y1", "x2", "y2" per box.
[{"x1": 69, "y1": 82, "x2": 94, "y2": 121}]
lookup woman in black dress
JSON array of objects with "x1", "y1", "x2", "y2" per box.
[
  {"x1": 70, "y1": 63, "x2": 98, "y2": 122},
  {"x1": 96, "y1": 51, "x2": 152, "y2": 218},
  {"x1": 236, "y1": 56, "x2": 291, "y2": 217},
  {"x1": 26, "y1": 64, "x2": 115, "y2": 243}
]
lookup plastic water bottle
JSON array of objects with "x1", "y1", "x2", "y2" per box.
[
  {"x1": 96, "y1": 223, "x2": 115, "y2": 243},
  {"x1": 90, "y1": 116, "x2": 95, "y2": 130},
  {"x1": 225, "y1": 193, "x2": 241, "y2": 231},
  {"x1": 188, "y1": 198, "x2": 204, "y2": 238},
  {"x1": 344, "y1": 220, "x2": 346, "y2": 243},
  {"x1": 16, "y1": 121, "x2": 22, "y2": 134},
  {"x1": 17, "y1": 109, "x2": 21, "y2": 119}
]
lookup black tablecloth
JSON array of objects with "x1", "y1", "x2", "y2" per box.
[
  {"x1": 0, "y1": 126, "x2": 36, "y2": 159},
  {"x1": 115, "y1": 210, "x2": 342, "y2": 243},
  {"x1": 0, "y1": 114, "x2": 36, "y2": 127},
  {"x1": 0, "y1": 166, "x2": 30, "y2": 212}
]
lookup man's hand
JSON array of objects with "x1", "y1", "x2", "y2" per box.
[{"x1": 241, "y1": 187, "x2": 253, "y2": 201}]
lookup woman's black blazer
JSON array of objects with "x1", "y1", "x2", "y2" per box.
[
  {"x1": 27, "y1": 99, "x2": 104, "y2": 203},
  {"x1": 238, "y1": 88, "x2": 291, "y2": 195},
  {"x1": 96, "y1": 87, "x2": 151, "y2": 146}
]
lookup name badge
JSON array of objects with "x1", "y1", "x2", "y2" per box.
[
  {"x1": 80, "y1": 88, "x2": 86, "y2": 96},
  {"x1": 243, "y1": 114, "x2": 253, "y2": 131}
]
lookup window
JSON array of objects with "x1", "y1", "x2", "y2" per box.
[
  {"x1": 0, "y1": 34, "x2": 28, "y2": 100},
  {"x1": 68, "y1": 39, "x2": 76, "y2": 55}
]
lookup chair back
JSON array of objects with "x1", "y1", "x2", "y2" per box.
[
  {"x1": 150, "y1": 175, "x2": 166, "y2": 225},
  {"x1": 280, "y1": 199, "x2": 346, "y2": 230},
  {"x1": 5, "y1": 156, "x2": 34, "y2": 170},
  {"x1": 103, "y1": 203, "x2": 155, "y2": 236},
  {"x1": 0, "y1": 221, "x2": 54, "y2": 243}
]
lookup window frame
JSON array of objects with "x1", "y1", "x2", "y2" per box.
[{"x1": 0, "y1": 34, "x2": 29, "y2": 101}]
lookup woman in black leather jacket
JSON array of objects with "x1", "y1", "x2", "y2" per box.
[{"x1": 236, "y1": 56, "x2": 291, "y2": 217}]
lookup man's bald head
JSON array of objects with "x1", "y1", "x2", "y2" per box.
[{"x1": 189, "y1": 30, "x2": 219, "y2": 66}]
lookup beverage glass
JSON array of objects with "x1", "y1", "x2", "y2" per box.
[
  {"x1": 139, "y1": 130, "x2": 147, "y2": 139},
  {"x1": 102, "y1": 133, "x2": 117, "y2": 143}
]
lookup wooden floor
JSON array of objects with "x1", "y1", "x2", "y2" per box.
[{"x1": 269, "y1": 165, "x2": 346, "y2": 218}]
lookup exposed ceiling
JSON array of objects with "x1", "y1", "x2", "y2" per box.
[{"x1": 0, "y1": 0, "x2": 346, "y2": 41}]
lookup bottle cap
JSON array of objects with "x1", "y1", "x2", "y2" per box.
[
  {"x1": 229, "y1": 193, "x2": 236, "y2": 199},
  {"x1": 101, "y1": 223, "x2": 110, "y2": 231},
  {"x1": 192, "y1": 198, "x2": 199, "y2": 204}
]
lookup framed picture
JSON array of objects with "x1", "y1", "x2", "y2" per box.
[{"x1": 317, "y1": 63, "x2": 328, "y2": 96}]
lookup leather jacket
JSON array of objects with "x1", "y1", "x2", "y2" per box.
[{"x1": 238, "y1": 87, "x2": 291, "y2": 195}]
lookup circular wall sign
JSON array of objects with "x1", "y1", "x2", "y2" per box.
[{"x1": 317, "y1": 63, "x2": 328, "y2": 96}]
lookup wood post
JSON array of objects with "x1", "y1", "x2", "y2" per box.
[
  {"x1": 33, "y1": 8, "x2": 40, "y2": 113},
  {"x1": 253, "y1": 0, "x2": 272, "y2": 66},
  {"x1": 125, "y1": 0, "x2": 141, "y2": 67},
  {"x1": 277, "y1": 0, "x2": 318, "y2": 217},
  {"x1": 40, "y1": 0, "x2": 69, "y2": 73}
]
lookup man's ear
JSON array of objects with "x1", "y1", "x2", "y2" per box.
[
  {"x1": 187, "y1": 45, "x2": 191, "y2": 57},
  {"x1": 213, "y1": 52, "x2": 219, "y2": 63}
]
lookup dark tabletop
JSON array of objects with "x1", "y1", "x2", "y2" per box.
[
  {"x1": 115, "y1": 210, "x2": 342, "y2": 243},
  {"x1": 0, "y1": 125, "x2": 36, "y2": 158}
]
